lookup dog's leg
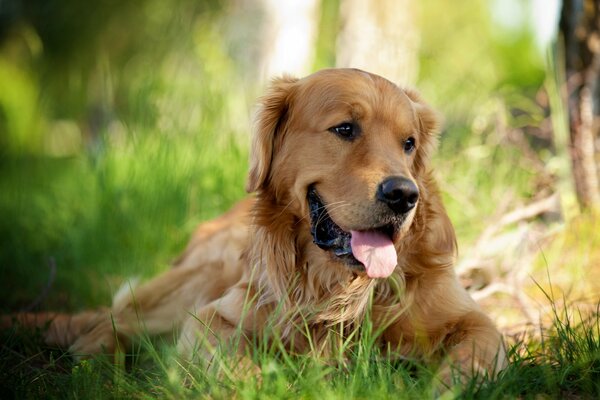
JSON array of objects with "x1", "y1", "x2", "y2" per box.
[
  {"x1": 176, "y1": 281, "x2": 264, "y2": 367},
  {"x1": 5, "y1": 260, "x2": 242, "y2": 359},
  {"x1": 381, "y1": 274, "x2": 507, "y2": 383},
  {"x1": 439, "y1": 309, "x2": 507, "y2": 383},
  {"x1": 3, "y1": 200, "x2": 250, "y2": 357},
  {"x1": 69, "y1": 261, "x2": 244, "y2": 358},
  {"x1": 2, "y1": 310, "x2": 110, "y2": 349}
]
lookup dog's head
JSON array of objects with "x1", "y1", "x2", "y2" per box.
[{"x1": 247, "y1": 68, "x2": 440, "y2": 279}]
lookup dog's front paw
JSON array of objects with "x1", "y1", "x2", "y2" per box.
[
  {"x1": 68, "y1": 321, "x2": 127, "y2": 362},
  {"x1": 437, "y1": 342, "x2": 507, "y2": 388}
]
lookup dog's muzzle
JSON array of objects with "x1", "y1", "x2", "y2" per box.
[{"x1": 307, "y1": 188, "x2": 363, "y2": 268}]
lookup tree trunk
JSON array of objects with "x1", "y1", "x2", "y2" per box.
[
  {"x1": 224, "y1": 0, "x2": 320, "y2": 83},
  {"x1": 560, "y1": 0, "x2": 600, "y2": 210},
  {"x1": 336, "y1": 0, "x2": 419, "y2": 87},
  {"x1": 260, "y1": 0, "x2": 320, "y2": 81}
]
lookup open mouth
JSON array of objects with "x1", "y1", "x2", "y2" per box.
[{"x1": 307, "y1": 187, "x2": 400, "y2": 278}]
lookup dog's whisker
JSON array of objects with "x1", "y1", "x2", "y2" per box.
[
  {"x1": 315, "y1": 202, "x2": 350, "y2": 228},
  {"x1": 294, "y1": 200, "x2": 348, "y2": 226}
]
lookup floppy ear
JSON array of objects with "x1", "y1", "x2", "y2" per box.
[{"x1": 246, "y1": 76, "x2": 298, "y2": 193}]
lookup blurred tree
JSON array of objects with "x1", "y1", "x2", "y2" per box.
[
  {"x1": 560, "y1": 0, "x2": 600, "y2": 209},
  {"x1": 336, "y1": 0, "x2": 418, "y2": 87},
  {"x1": 258, "y1": 0, "x2": 320, "y2": 81}
]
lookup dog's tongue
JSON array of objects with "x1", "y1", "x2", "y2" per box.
[{"x1": 350, "y1": 230, "x2": 397, "y2": 278}]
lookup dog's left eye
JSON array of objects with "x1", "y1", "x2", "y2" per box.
[
  {"x1": 403, "y1": 137, "x2": 416, "y2": 153},
  {"x1": 329, "y1": 122, "x2": 356, "y2": 140}
]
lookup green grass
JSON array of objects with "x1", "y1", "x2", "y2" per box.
[{"x1": 2, "y1": 296, "x2": 599, "y2": 399}]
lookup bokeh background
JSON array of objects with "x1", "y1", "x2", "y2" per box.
[{"x1": 0, "y1": 0, "x2": 597, "y2": 333}]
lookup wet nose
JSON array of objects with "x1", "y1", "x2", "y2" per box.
[{"x1": 376, "y1": 176, "x2": 419, "y2": 214}]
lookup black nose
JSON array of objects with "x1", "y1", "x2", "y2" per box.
[{"x1": 376, "y1": 176, "x2": 419, "y2": 214}]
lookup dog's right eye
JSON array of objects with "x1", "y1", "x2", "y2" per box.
[
  {"x1": 329, "y1": 122, "x2": 356, "y2": 140},
  {"x1": 403, "y1": 137, "x2": 416, "y2": 153}
]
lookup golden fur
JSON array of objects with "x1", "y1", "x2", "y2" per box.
[{"x1": 4, "y1": 69, "x2": 506, "y2": 379}]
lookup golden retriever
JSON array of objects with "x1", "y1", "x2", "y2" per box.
[{"x1": 5, "y1": 68, "x2": 506, "y2": 381}]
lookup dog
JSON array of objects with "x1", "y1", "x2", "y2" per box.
[{"x1": 5, "y1": 68, "x2": 507, "y2": 381}]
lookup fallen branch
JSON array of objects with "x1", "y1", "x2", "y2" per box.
[{"x1": 456, "y1": 194, "x2": 563, "y2": 326}]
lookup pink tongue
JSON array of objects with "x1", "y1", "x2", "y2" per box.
[{"x1": 350, "y1": 230, "x2": 397, "y2": 278}]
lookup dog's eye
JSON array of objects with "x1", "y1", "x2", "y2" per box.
[
  {"x1": 329, "y1": 122, "x2": 356, "y2": 140},
  {"x1": 403, "y1": 137, "x2": 416, "y2": 153}
]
